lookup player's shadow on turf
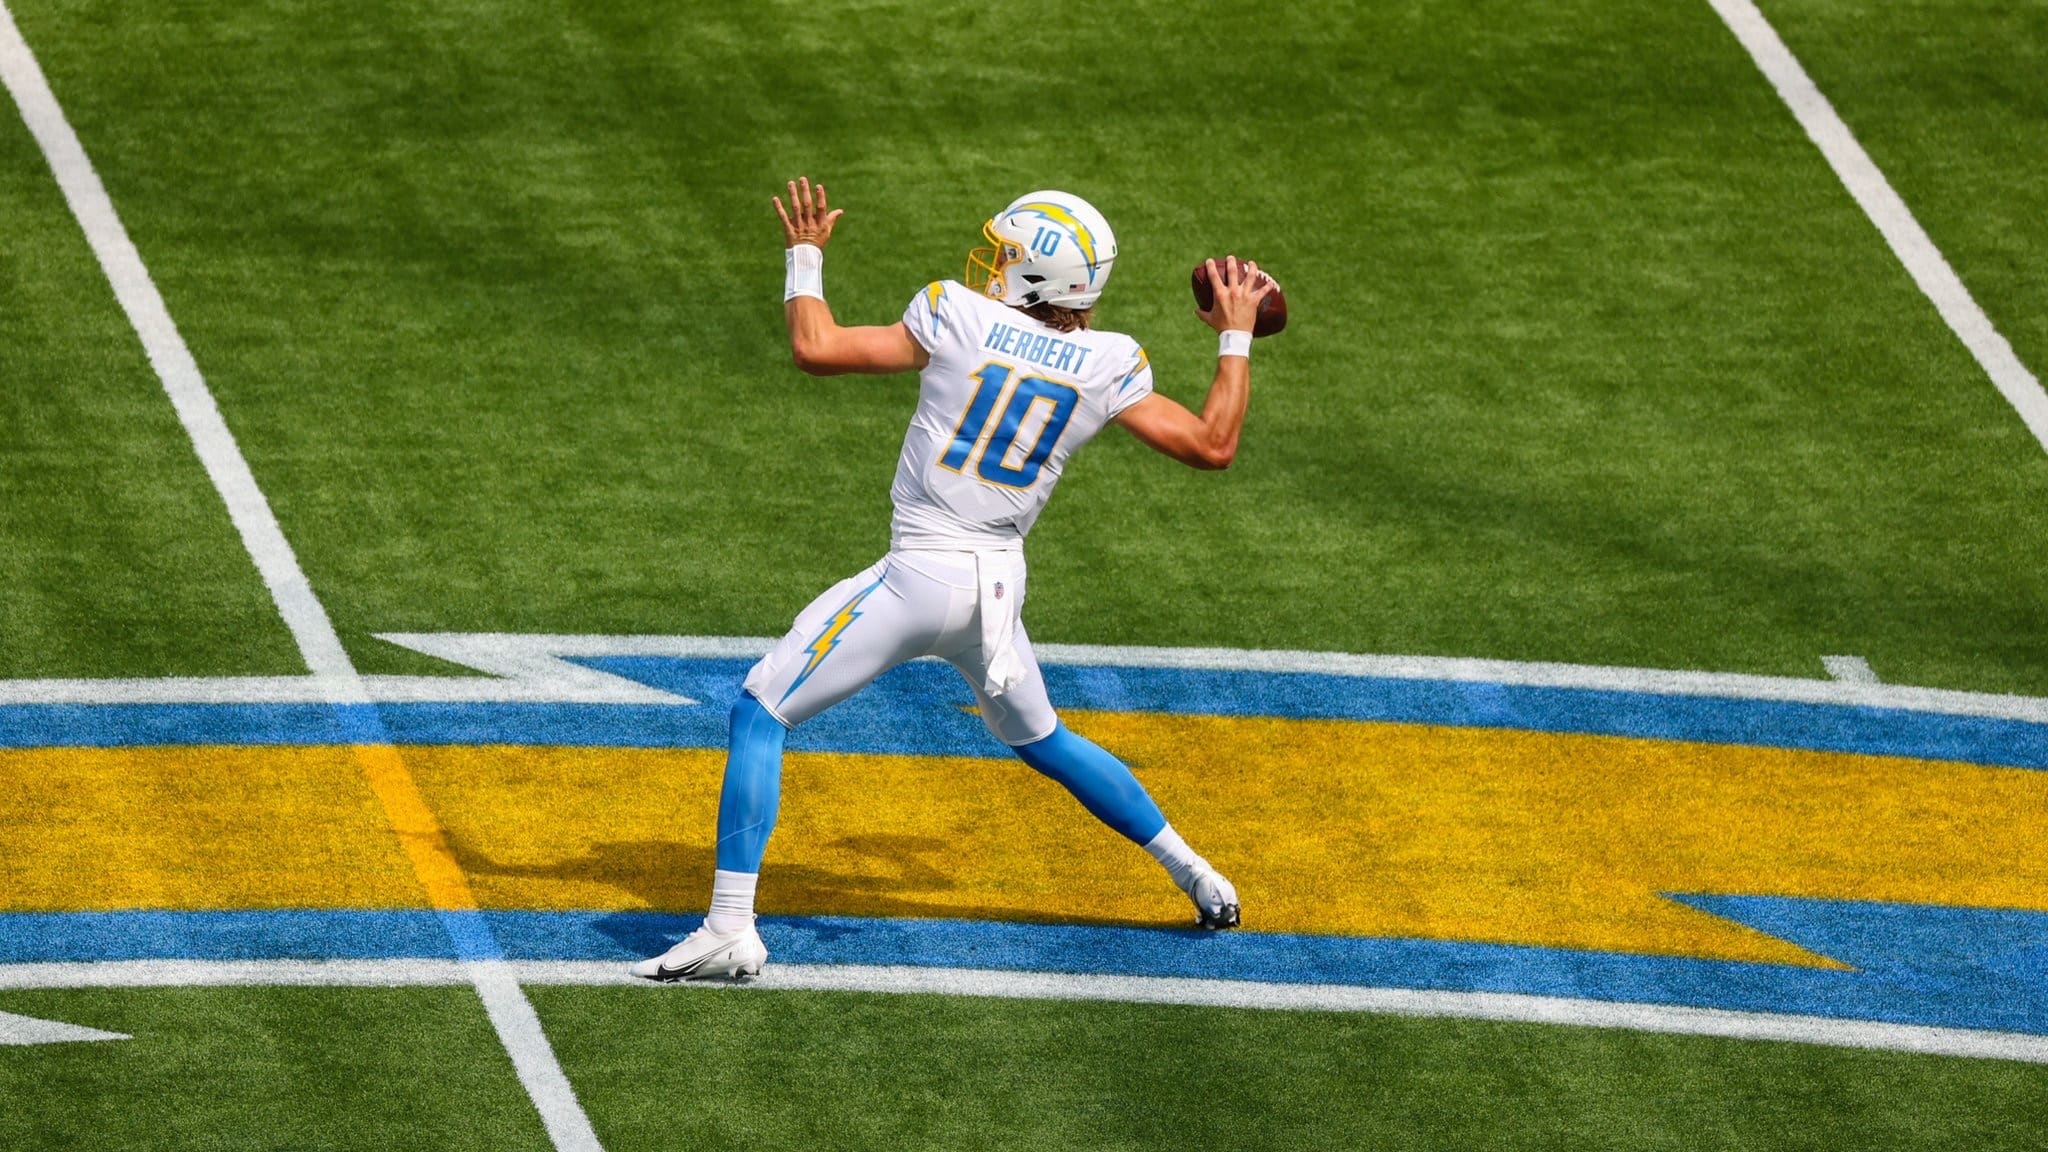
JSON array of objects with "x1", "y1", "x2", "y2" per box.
[{"x1": 445, "y1": 832, "x2": 1178, "y2": 939}]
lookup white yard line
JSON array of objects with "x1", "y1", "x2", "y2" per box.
[
  {"x1": 0, "y1": 7, "x2": 352, "y2": 682},
  {"x1": 0, "y1": 11, "x2": 602, "y2": 1148},
  {"x1": 2, "y1": 958, "x2": 2043, "y2": 1066},
  {"x1": 1706, "y1": 0, "x2": 2048, "y2": 454},
  {"x1": 1822, "y1": 655, "x2": 1881, "y2": 685},
  {"x1": 469, "y1": 961, "x2": 601, "y2": 1151}
]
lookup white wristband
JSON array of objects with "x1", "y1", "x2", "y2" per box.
[
  {"x1": 785, "y1": 243, "x2": 824, "y2": 301},
  {"x1": 1218, "y1": 329, "x2": 1253, "y2": 359}
]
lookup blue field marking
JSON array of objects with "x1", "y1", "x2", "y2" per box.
[
  {"x1": 0, "y1": 910, "x2": 451, "y2": 961},
  {"x1": 5, "y1": 898, "x2": 2045, "y2": 1036},
  {"x1": 5, "y1": 655, "x2": 2047, "y2": 769},
  {"x1": 0, "y1": 702, "x2": 361, "y2": 749}
]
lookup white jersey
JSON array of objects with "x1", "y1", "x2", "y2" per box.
[{"x1": 891, "y1": 280, "x2": 1153, "y2": 549}]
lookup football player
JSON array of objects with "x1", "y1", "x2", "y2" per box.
[{"x1": 632, "y1": 178, "x2": 1274, "y2": 981}]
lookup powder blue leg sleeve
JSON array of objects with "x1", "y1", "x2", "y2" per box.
[
  {"x1": 714, "y1": 692, "x2": 789, "y2": 873},
  {"x1": 1014, "y1": 722, "x2": 1168, "y2": 846}
]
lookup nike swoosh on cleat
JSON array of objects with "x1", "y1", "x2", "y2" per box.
[
  {"x1": 654, "y1": 956, "x2": 714, "y2": 980},
  {"x1": 653, "y1": 946, "x2": 750, "y2": 981}
]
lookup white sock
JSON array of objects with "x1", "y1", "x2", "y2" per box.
[
  {"x1": 1142, "y1": 824, "x2": 1208, "y2": 893},
  {"x1": 705, "y1": 869, "x2": 758, "y2": 934}
]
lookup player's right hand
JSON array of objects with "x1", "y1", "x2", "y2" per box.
[
  {"x1": 1196, "y1": 256, "x2": 1273, "y2": 334},
  {"x1": 774, "y1": 177, "x2": 844, "y2": 249}
]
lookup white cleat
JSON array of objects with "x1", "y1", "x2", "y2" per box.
[
  {"x1": 628, "y1": 921, "x2": 768, "y2": 982},
  {"x1": 1188, "y1": 868, "x2": 1241, "y2": 930}
]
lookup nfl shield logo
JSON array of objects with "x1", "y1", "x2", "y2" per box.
[{"x1": 994, "y1": 582, "x2": 1005, "y2": 600}]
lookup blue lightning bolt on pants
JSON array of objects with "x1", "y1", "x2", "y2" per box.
[{"x1": 713, "y1": 551, "x2": 1171, "y2": 874}]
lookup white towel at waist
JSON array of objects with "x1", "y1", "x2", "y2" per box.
[{"x1": 975, "y1": 548, "x2": 1027, "y2": 696}]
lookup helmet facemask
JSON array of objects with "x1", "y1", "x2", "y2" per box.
[{"x1": 965, "y1": 220, "x2": 1021, "y2": 301}]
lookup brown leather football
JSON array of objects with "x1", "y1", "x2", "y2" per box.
[{"x1": 1191, "y1": 257, "x2": 1287, "y2": 337}]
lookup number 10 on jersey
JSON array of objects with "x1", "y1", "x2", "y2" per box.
[{"x1": 941, "y1": 363, "x2": 1080, "y2": 488}]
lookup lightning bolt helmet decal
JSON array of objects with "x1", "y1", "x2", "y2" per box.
[{"x1": 965, "y1": 190, "x2": 1119, "y2": 310}]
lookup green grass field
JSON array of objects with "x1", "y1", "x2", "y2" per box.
[
  {"x1": 4, "y1": 0, "x2": 2046, "y2": 1147},
  {"x1": 7, "y1": 0, "x2": 2047, "y2": 689},
  {"x1": 6, "y1": 986, "x2": 2048, "y2": 1151}
]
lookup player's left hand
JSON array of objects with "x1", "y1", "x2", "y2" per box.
[{"x1": 774, "y1": 177, "x2": 844, "y2": 249}]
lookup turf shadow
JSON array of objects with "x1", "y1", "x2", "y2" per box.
[{"x1": 442, "y1": 831, "x2": 1188, "y2": 953}]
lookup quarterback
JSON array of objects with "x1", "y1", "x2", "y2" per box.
[{"x1": 633, "y1": 178, "x2": 1275, "y2": 981}]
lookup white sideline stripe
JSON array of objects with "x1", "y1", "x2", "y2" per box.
[
  {"x1": 0, "y1": 673, "x2": 685, "y2": 706},
  {"x1": 381, "y1": 634, "x2": 2048, "y2": 725},
  {"x1": 376, "y1": 633, "x2": 783, "y2": 661},
  {"x1": 377, "y1": 631, "x2": 708, "y2": 697},
  {"x1": 0, "y1": 959, "x2": 478, "y2": 988},
  {"x1": 0, "y1": 15, "x2": 602, "y2": 1149},
  {"x1": 1822, "y1": 655, "x2": 1881, "y2": 685},
  {"x1": 1706, "y1": 0, "x2": 2048, "y2": 455},
  {"x1": 3, "y1": 633, "x2": 2046, "y2": 726},
  {"x1": 1036, "y1": 641, "x2": 2048, "y2": 724},
  {"x1": 373, "y1": 633, "x2": 692, "y2": 703},
  {"x1": 3, "y1": 959, "x2": 2044, "y2": 1066}
]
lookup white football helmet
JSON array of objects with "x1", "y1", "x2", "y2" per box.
[{"x1": 966, "y1": 190, "x2": 1118, "y2": 309}]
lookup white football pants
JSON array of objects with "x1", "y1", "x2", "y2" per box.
[{"x1": 743, "y1": 548, "x2": 1059, "y2": 746}]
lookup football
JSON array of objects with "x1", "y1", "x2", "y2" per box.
[{"x1": 1191, "y1": 257, "x2": 1288, "y2": 337}]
